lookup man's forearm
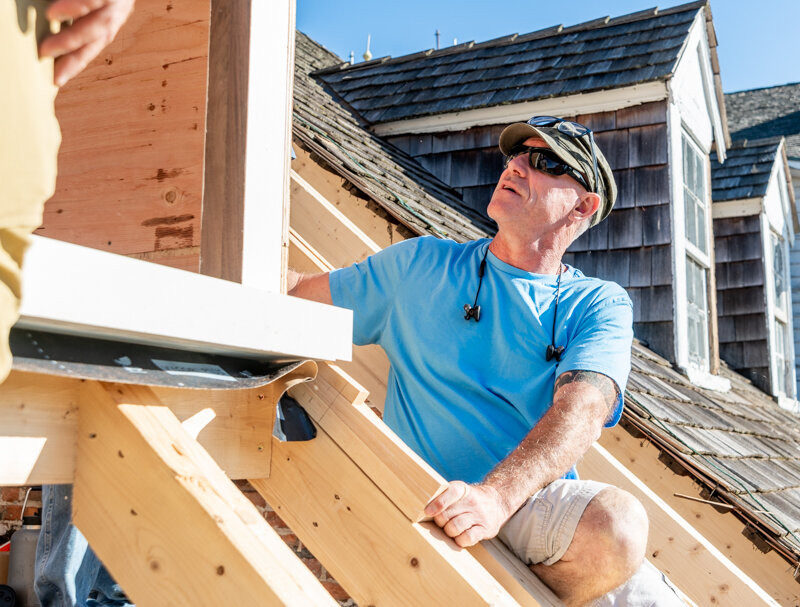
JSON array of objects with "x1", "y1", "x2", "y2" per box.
[
  {"x1": 286, "y1": 268, "x2": 333, "y2": 304},
  {"x1": 481, "y1": 377, "x2": 612, "y2": 517}
]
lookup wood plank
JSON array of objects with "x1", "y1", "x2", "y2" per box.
[
  {"x1": 290, "y1": 170, "x2": 381, "y2": 267},
  {"x1": 578, "y1": 442, "x2": 780, "y2": 607},
  {"x1": 250, "y1": 427, "x2": 527, "y2": 607},
  {"x1": 600, "y1": 424, "x2": 800, "y2": 606},
  {"x1": 202, "y1": 0, "x2": 295, "y2": 292},
  {"x1": 73, "y1": 381, "x2": 337, "y2": 607},
  {"x1": 0, "y1": 361, "x2": 316, "y2": 484},
  {"x1": 41, "y1": 0, "x2": 210, "y2": 256},
  {"x1": 292, "y1": 146, "x2": 408, "y2": 249},
  {"x1": 286, "y1": 362, "x2": 556, "y2": 605},
  {"x1": 19, "y1": 236, "x2": 352, "y2": 363},
  {"x1": 289, "y1": 363, "x2": 447, "y2": 522},
  {"x1": 287, "y1": 229, "x2": 389, "y2": 408}
]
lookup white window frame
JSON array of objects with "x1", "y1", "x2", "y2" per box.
[
  {"x1": 764, "y1": 221, "x2": 795, "y2": 398},
  {"x1": 679, "y1": 129, "x2": 713, "y2": 372}
]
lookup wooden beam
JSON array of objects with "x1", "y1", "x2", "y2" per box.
[
  {"x1": 599, "y1": 424, "x2": 800, "y2": 606},
  {"x1": 19, "y1": 236, "x2": 352, "y2": 363},
  {"x1": 279, "y1": 362, "x2": 560, "y2": 606},
  {"x1": 292, "y1": 145, "x2": 409, "y2": 248},
  {"x1": 0, "y1": 361, "x2": 316, "y2": 484},
  {"x1": 289, "y1": 363, "x2": 447, "y2": 523},
  {"x1": 290, "y1": 170, "x2": 381, "y2": 268},
  {"x1": 578, "y1": 442, "x2": 779, "y2": 607},
  {"x1": 250, "y1": 425, "x2": 529, "y2": 607},
  {"x1": 287, "y1": 228, "x2": 389, "y2": 408},
  {"x1": 201, "y1": 1, "x2": 295, "y2": 292},
  {"x1": 73, "y1": 381, "x2": 337, "y2": 606}
]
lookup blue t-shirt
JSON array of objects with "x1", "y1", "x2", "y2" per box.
[{"x1": 330, "y1": 236, "x2": 633, "y2": 483}]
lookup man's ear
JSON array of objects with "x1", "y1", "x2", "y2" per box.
[{"x1": 572, "y1": 192, "x2": 601, "y2": 222}]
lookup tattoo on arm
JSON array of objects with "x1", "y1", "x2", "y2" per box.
[{"x1": 553, "y1": 370, "x2": 620, "y2": 415}]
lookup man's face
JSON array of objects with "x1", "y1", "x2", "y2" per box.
[{"x1": 487, "y1": 136, "x2": 588, "y2": 235}]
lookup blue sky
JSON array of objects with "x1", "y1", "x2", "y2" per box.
[{"x1": 297, "y1": 0, "x2": 799, "y2": 93}]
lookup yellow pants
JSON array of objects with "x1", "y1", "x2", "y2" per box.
[{"x1": 0, "y1": 0, "x2": 61, "y2": 381}]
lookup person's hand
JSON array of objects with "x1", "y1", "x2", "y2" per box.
[
  {"x1": 39, "y1": 0, "x2": 135, "y2": 86},
  {"x1": 424, "y1": 481, "x2": 511, "y2": 547}
]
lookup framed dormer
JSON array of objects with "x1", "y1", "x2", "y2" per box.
[
  {"x1": 667, "y1": 8, "x2": 727, "y2": 386},
  {"x1": 711, "y1": 138, "x2": 798, "y2": 405}
]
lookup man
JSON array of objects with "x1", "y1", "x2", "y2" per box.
[
  {"x1": 289, "y1": 117, "x2": 684, "y2": 606},
  {"x1": 3, "y1": 1, "x2": 134, "y2": 605}
]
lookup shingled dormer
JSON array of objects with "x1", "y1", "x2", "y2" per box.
[
  {"x1": 711, "y1": 137, "x2": 798, "y2": 406},
  {"x1": 317, "y1": 1, "x2": 728, "y2": 383}
]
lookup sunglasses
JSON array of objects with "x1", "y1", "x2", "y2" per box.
[
  {"x1": 523, "y1": 116, "x2": 600, "y2": 195},
  {"x1": 504, "y1": 146, "x2": 591, "y2": 192}
]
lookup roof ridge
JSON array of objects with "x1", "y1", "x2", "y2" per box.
[
  {"x1": 726, "y1": 81, "x2": 800, "y2": 96},
  {"x1": 316, "y1": 0, "x2": 703, "y2": 75}
]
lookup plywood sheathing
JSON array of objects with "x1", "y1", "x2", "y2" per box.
[{"x1": 38, "y1": 0, "x2": 210, "y2": 272}]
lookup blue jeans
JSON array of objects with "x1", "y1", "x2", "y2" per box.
[{"x1": 35, "y1": 485, "x2": 133, "y2": 607}]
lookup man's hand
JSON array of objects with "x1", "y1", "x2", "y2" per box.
[
  {"x1": 39, "y1": 0, "x2": 135, "y2": 86},
  {"x1": 424, "y1": 480, "x2": 511, "y2": 548}
]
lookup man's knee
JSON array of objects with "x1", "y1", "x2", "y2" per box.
[{"x1": 573, "y1": 486, "x2": 648, "y2": 574}]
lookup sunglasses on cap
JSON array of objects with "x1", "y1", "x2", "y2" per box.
[
  {"x1": 525, "y1": 116, "x2": 600, "y2": 195},
  {"x1": 504, "y1": 146, "x2": 591, "y2": 192}
]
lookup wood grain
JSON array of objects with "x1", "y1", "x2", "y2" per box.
[
  {"x1": 41, "y1": 0, "x2": 210, "y2": 257},
  {"x1": 73, "y1": 381, "x2": 337, "y2": 607}
]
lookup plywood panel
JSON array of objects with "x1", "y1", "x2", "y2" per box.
[{"x1": 39, "y1": 0, "x2": 210, "y2": 257}]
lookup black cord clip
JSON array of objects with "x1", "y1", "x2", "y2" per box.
[
  {"x1": 463, "y1": 304, "x2": 481, "y2": 322},
  {"x1": 545, "y1": 344, "x2": 565, "y2": 362}
]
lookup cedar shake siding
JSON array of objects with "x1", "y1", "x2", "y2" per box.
[
  {"x1": 713, "y1": 215, "x2": 770, "y2": 393},
  {"x1": 388, "y1": 101, "x2": 675, "y2": 361}
]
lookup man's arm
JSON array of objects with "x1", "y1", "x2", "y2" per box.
[
  {"x1": 287, "y1": 268, "x2": 333, "y2": 305},
  {"x1": 424, "y1": 370, "x2": 618, "y2": 547}
]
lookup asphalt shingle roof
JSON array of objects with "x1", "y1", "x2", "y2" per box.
[
  {"x1": 293, "y1": 32, "x2": 494, "y2": 241},
  {"x1": 314, "y1": 2, "x2": 706, "y2": 125},
  {"x1": 710, "y1": 137, "x2": 782, "y2": 202},
  {"x1": 726, "y1": 83, "x2": 800, "y2": 160}
]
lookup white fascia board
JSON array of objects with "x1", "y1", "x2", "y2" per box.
[
  {"x1": 763, "y1": 158, "x2": 790, "y2": 237},
  {"x1": 241, "y1": 1, "x2": 295, "y2": 292},
  {"x1": 670, "y1": 11, "x2": 725, "y2": 160},
  {"x1": 711, "y1": 198, "x2": 762, "y2": 219},
  {"x1": 370, "y1": 81, "x2": 668, "y2": 136},
  {"x1": 18, "y1": 236, "x2": 352, "y2": 363}
]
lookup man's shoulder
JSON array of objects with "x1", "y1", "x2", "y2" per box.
[{"x1": 567, "y1": 268, "x2": 631, "y2": 308}]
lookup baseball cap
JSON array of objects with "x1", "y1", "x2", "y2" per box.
[{"x1": 499, "y1": 119, "x2": 617, "y2": 225}]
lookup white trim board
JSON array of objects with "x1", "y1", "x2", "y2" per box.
[
  {"x1": 711, "y1": 198, "x2": 761, "y2": 219},
  {"x1": 18, "y1": 236, "x2": 352, "y2": 362},
  {"x1": 371, "y1": 81, "x2": 668, "y2": 136}
]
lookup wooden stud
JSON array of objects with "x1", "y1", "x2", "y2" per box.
[
  {"x1": 202, "y1": 0, "x2": 295, "y2": 292},
  {"x1": 599, "y1": 424, "x2": 800, "y2": 605},
  {"x1": 289, "y1": 363, "x2": 447, "y2": 522},
  {"x1": 0, "y1": 361, "x2": 316, "y2": 484},
  {"x1": 250, "y1": 426, "x2": 526, "y2": 607},
  {"x1": 290, "y1": 170, "x2": 381, "y2": 268},
  {"x1": 73, "y1": 380, "x2": 338, "y2": 607},
  {"x1": 578, "y1": 442, "x2": 779, "y2": 607}
]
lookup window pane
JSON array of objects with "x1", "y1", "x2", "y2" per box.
[
  {"x1": 772, "y1": 233, "x2": 787, "y2": 313},
  {"x1": 774, "y1": 318, "x2": 787, "y2": 395},
  {"x1": 686, "y1": 256, "x2": 709, "y2": 367},
  {"x1": 682, "y1": 134, "x2": 708, "y2": 254}
]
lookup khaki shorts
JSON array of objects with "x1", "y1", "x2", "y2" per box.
[
  {"x1": 498, "y1": 479, "x2": 687, "y2": 606},
  {"x1": 0, "y1": 0, "x2": 61, "y2": 382}
]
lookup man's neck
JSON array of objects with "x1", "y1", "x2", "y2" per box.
[{"x1": 488, "y1": 233, "x2": 566, "y2": 274}]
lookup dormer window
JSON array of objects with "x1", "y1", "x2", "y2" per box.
[
  {"x1": 682, "y1": 132, "x2": 711, "y2": 370},
  {"x1": 769, "y1": 230, "x2": 793, "y2": 396}
]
